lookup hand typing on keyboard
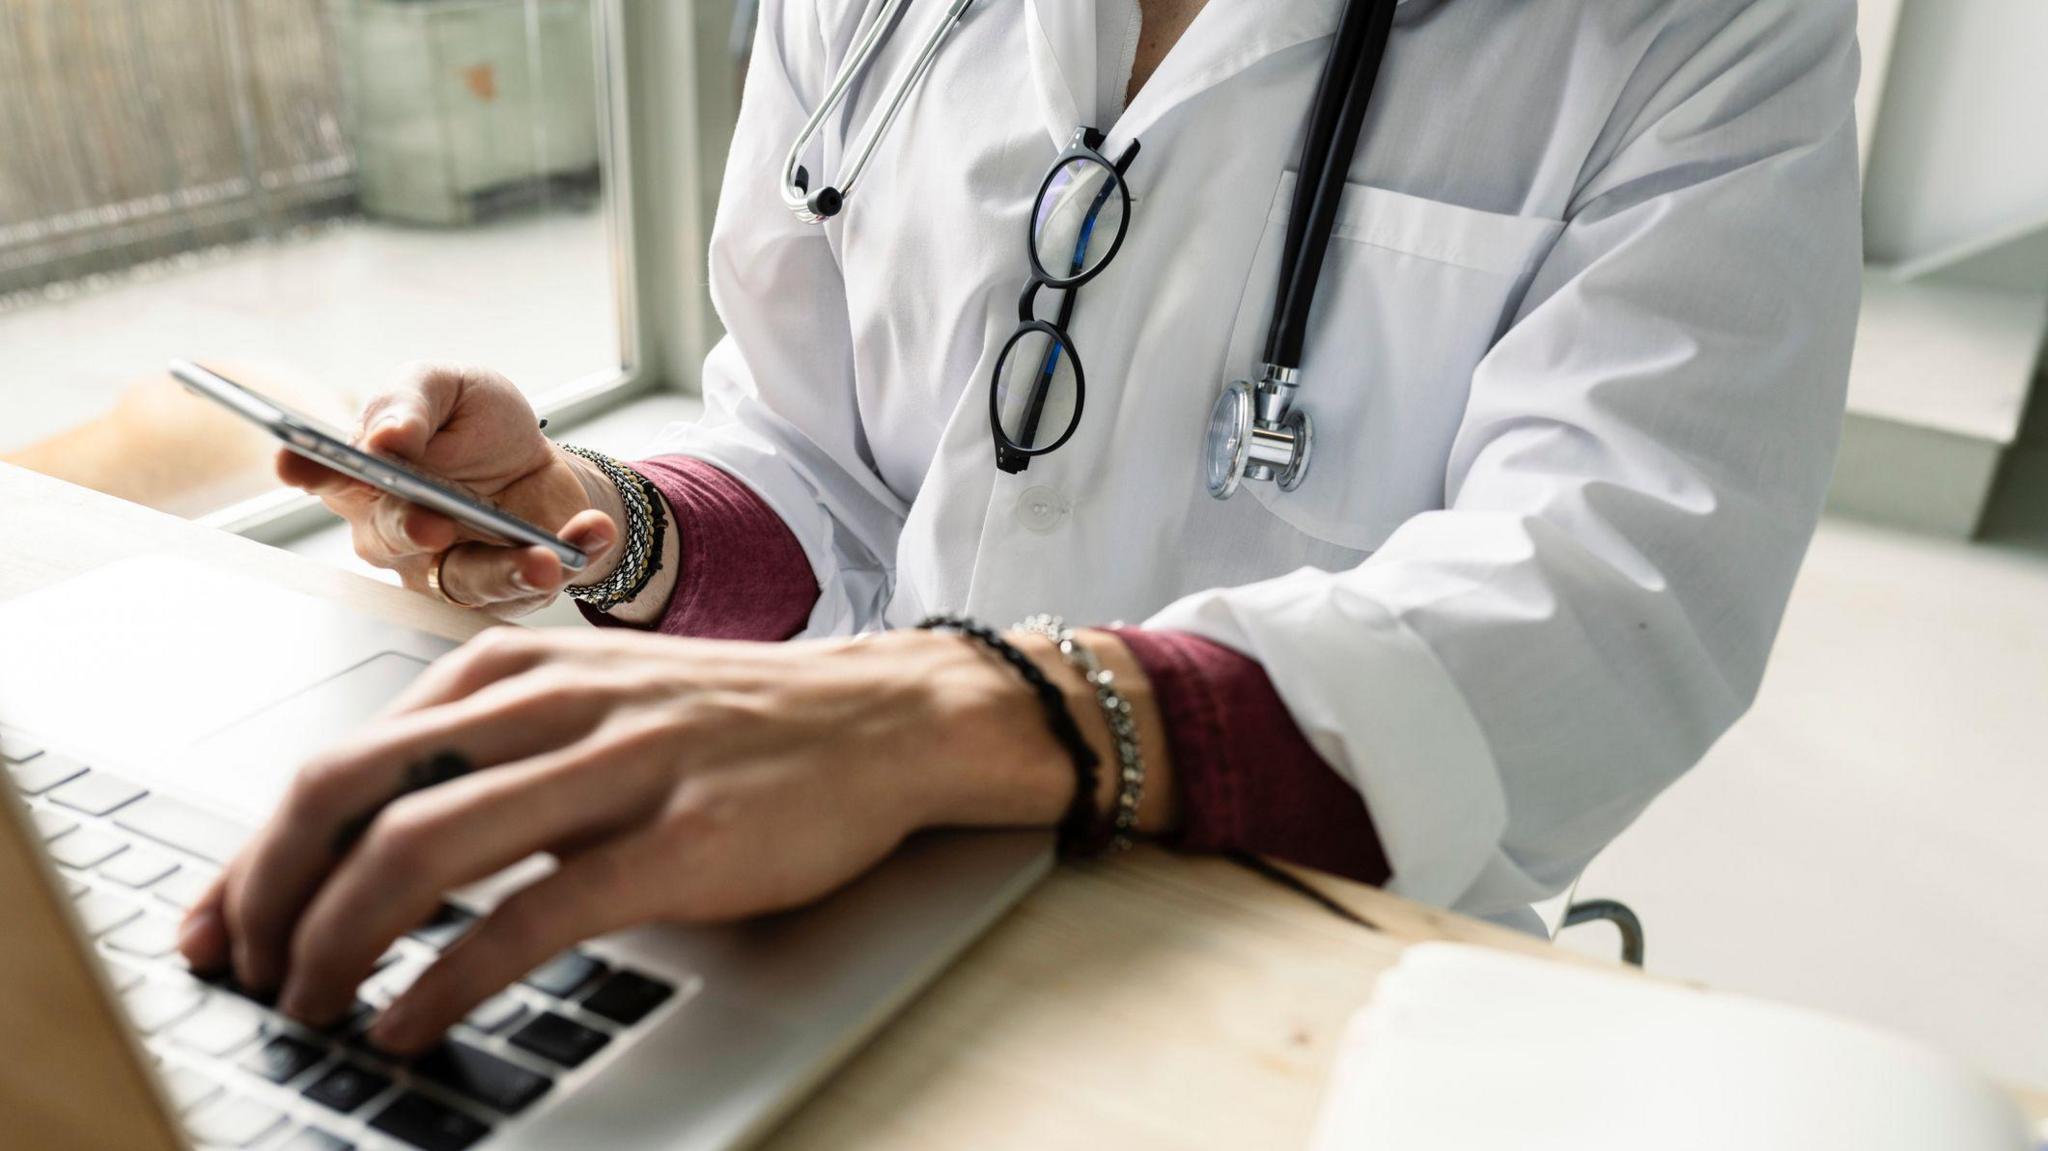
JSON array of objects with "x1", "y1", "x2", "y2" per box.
[{"x1": 178, "y1": 625, "x2": 1180, "y2": 1054}]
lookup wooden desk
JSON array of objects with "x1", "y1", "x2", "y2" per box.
[{"x1": 3, "y1": 463, "x2": 2040, "y2": 1145}]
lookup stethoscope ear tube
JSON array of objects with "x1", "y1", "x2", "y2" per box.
[
  {"x1": 1266, "y1": 0, "x2": 1400, "y2": 373},
  {"x1": 781, "y1": 0, "x2": 976, "y2": 223},
  {"x1": 1265, "y1": 0, "x2": 1372, "y2": 368},
  {"x1": 1213, "y1": 0, "x2": 1399, "y2": 501}
]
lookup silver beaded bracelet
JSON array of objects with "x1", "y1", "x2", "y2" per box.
[{"x1": 1018, "y1": 614, "x2": 1145, "y2": 851}]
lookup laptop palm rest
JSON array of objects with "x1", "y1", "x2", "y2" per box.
[
  {"x1": 0, "y1": 553, "x2": 457, "y2": 817},
  {"x1": 185, "y1": 651, "x2": 429, "y2": 821}
]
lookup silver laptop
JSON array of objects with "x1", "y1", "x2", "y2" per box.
[{"x1": 0, "y1": 554, "x2": 1050, "y2": 1151}]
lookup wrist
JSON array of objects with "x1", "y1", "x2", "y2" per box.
[
  {"x1": 563, "y1": 448, "x2": 628, "y2": 585},
  {"x1": 1075, "y1": 631, "x2": 1179, "y2": 837},
  {"x1": 885, "y1": 626, "x2": 1179, "y2": 841},
  {"x1": 880, "y1": 629, "x2": 1078, "y2": 832}
]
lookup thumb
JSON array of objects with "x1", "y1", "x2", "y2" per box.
[
  {"x1": 559, "y1": 507, "x2": 620, "y2": 568},
  {"x1": 363, "y1": 399, "x2": 432, "y2": 461},
  {"x1": 360, "y1": 364, "x2": 469, "y2": 461}
]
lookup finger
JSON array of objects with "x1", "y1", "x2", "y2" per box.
[
  {"x1": 358, "y1": 364, "x2": 468, "y2": 462},
  {"x1": 437, "y1": 505, "x2": 620, "y2": 606},
  {"x1": 349, "y1": 516, "x2": 438, "y2": 577},
  {"x1": 556, "y1": 507, "x2": 621, "y2": 574},
  {"x1": 368, "y1": 494, "x2": 466, "y2": 560},
  {"x1": 275, "y1": 449, "x2": 369, "y2": 497},
  {"x1": 279, "y1": 735, "x2": 665, "y2": 1027},
  {"x1": 384, "y1": 627, "x2": 563, "y2": 717},
  {"x1": 221, "y1": 673, "x2": 602, "y2": 994},
  {"x1": 370, "y1": 835, "x2": 657, "y2": 1053},
  {"x1": 439, "y1": 544, "x2": 564, "y2": 608},
  {"x1": 177, "y1": 874, "x2": 231, "y2": 973}
]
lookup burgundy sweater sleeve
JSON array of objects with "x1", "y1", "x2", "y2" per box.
[
  {"x1": 1113, "y1": 628, "x2": 1392, "y2": 887},
  {"x1": 577, "y1": 456, "x2": 819, "y2": 641},
  {"x1": 580, "y1": 459, "x2": 1387, "y2": 886}
]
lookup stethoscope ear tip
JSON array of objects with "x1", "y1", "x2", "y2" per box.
[
  {"x1": 808, "y1": 186, "x2": 845, "y2": 220},
  {"x1": 791, "y1": 165, "x2": 842, "y2": 218}
]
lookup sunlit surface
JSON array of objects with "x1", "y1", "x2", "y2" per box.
[
  {"x1": 0, "y1": 211, "x2": 615, "y2": 517},
  {"x1": 0, "y1": 0, "x2": 618, "y2": 518}
]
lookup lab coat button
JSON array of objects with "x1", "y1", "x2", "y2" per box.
[{"x1": 1014, "y1": 486, "x2": 1070, "y2": 533}]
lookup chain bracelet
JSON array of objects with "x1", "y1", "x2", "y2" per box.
[
  {"x1": 558, "y1": 445, "x2": 666, "y2": 613},
  {"x1": 1017, "y1": 614, "x2": 1145, "y2": 851}
]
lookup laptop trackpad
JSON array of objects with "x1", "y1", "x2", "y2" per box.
[{"x1": 181, "y1": 652, "x2": 429, "y2": 823}]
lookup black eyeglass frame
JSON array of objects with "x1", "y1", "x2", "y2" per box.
[{"x1": 989, "y1": 127, "x2": 1142, "y2": 474}]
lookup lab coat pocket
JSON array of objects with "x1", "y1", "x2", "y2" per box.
[{"x1": 1220, "y1": 174, "x2": 1564, "y2": 552}]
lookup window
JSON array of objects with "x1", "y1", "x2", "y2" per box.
[{"x1": 0, "y1": 0, "x2": 638, "y2": 522}]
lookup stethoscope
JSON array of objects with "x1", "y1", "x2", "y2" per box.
[
  {"x1": 1205, "y1": 0, "x2": 1397, "y2": 500},
  {"x1": 780, "y1": 0, "x2": 976, "y2": 223},
  {"x1": 780, "y1": 0, "x2": 1401, "y2": 502}
]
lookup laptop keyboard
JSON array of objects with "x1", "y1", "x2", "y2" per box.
[{"x1": 4, "y1": 730, "x2": 684, "y2": 1151}]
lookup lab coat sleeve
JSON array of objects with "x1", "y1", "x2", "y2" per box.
[
  {"x1": 645, "y1": 0, "x2": 907, "y2": 636},
  {"x1": 1146, "y1": 0, "x2": 1864, "y2": 920}
]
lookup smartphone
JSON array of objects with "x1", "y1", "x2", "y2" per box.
[{"x1": 171, "y1": 359, "x2": 588, "y2": 572}]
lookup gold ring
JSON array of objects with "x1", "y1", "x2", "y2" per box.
[{"x1": 426, "y1": 549, "x2": 473, "y2": 609}]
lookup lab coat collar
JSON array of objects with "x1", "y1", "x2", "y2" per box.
[{"x1": 1022, "y1": 0, "x2": 1417, "y2": 153}]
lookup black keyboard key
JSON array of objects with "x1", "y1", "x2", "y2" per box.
[
  {"x1": 508, "y1": 1011, "x2": 611, "y2": 1069},
  {"x1": 579, "y1": 969, "x2": 676, "y2": 1026},
  {"x1": 277, "y1": 1127, "x2": 355, "y2": 1151},
  {"x1": 521, "y1": 951, "x2": 606, "y2": 999},
  {"x1": 407, "y1": 903, "x2": 477, "y2": 950},
  {"x1": 368, "y1": 1091, "x2": 491, "y2": 1151},
  {"x1": 411, "y1": 1039, "x2": 552, "y2": 1115},
  {"x1": 241, "y1": 1034, "x2": 325, "y2": 1084},
  {"x1": 303, "y1": 1062, "x2": 391, "y2": 1114}
]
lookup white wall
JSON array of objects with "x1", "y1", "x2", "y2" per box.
[
  {"x1": 1854, "y1": 0, "x2": 1903, "y2": 178},
  {"x1": 1862, "y1": 0, "x2": 2048, "y2": 264},
  {"x1": 1562, "y1": 519, "x2": 2048, "y2": 1093}
]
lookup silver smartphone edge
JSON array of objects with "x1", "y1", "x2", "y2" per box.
[{"x1": 168, "y1": 360, "x2": 589, "y2": 572}]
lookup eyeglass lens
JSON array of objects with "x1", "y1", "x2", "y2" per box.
[
  {"x1": 995, "y1": 325, "x2": 1082, "y2": 453},
  {"x1": 1032, "y1": 157, "x2": 1126, "y2": 283}
]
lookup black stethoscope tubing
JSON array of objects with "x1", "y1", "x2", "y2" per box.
[{"x1": 1264, "y1": 0, "x2": 1401, "y2": 374}]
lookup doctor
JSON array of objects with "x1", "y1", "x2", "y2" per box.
[{"x1": 182, "y1": 0, "x2": 1863, "y2": 1053}]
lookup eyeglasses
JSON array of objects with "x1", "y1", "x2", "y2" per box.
[{"x1": 990, "y1": 128, "x2": 1141, "y2": 474}]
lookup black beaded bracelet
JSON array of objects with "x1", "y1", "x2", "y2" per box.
[{"x1": 916, "y1": 614, "x2": 1104, "y2": 857}]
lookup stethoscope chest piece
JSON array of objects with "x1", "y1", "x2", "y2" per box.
[
  {"x1": 1205, "y1": 370, "x2": 1314, "y2": 500},
  {"x1": 1202, "y1": 0, "x2": 1394, "y2": 504}
]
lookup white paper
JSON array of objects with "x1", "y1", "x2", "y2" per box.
[{"x1": 1311, "y1": 944, "x2": 2031, "y2": 1151}]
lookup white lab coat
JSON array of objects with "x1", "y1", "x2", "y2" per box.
[{"x1": 652, "y1": 0, "x2": 1864, "y2": 925}]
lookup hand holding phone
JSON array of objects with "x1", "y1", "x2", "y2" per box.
[{"x1": 174, "y1": 361, "x2": 621, "y2": 615}]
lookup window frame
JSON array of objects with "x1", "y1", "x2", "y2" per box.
[{"x1": 207, "y1": 0, "x2": 740, "y2": 546}]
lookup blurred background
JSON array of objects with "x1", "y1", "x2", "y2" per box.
[
  {"x1": 1551, "y1": 0, "x2": 2048, "y2": 1101},
  {"x1": 0, "y1": 0, "x2": 2043, "y2": 1099},
  {"x1": 0, "y1": 0, "x2": 629, "y2": 519}
]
